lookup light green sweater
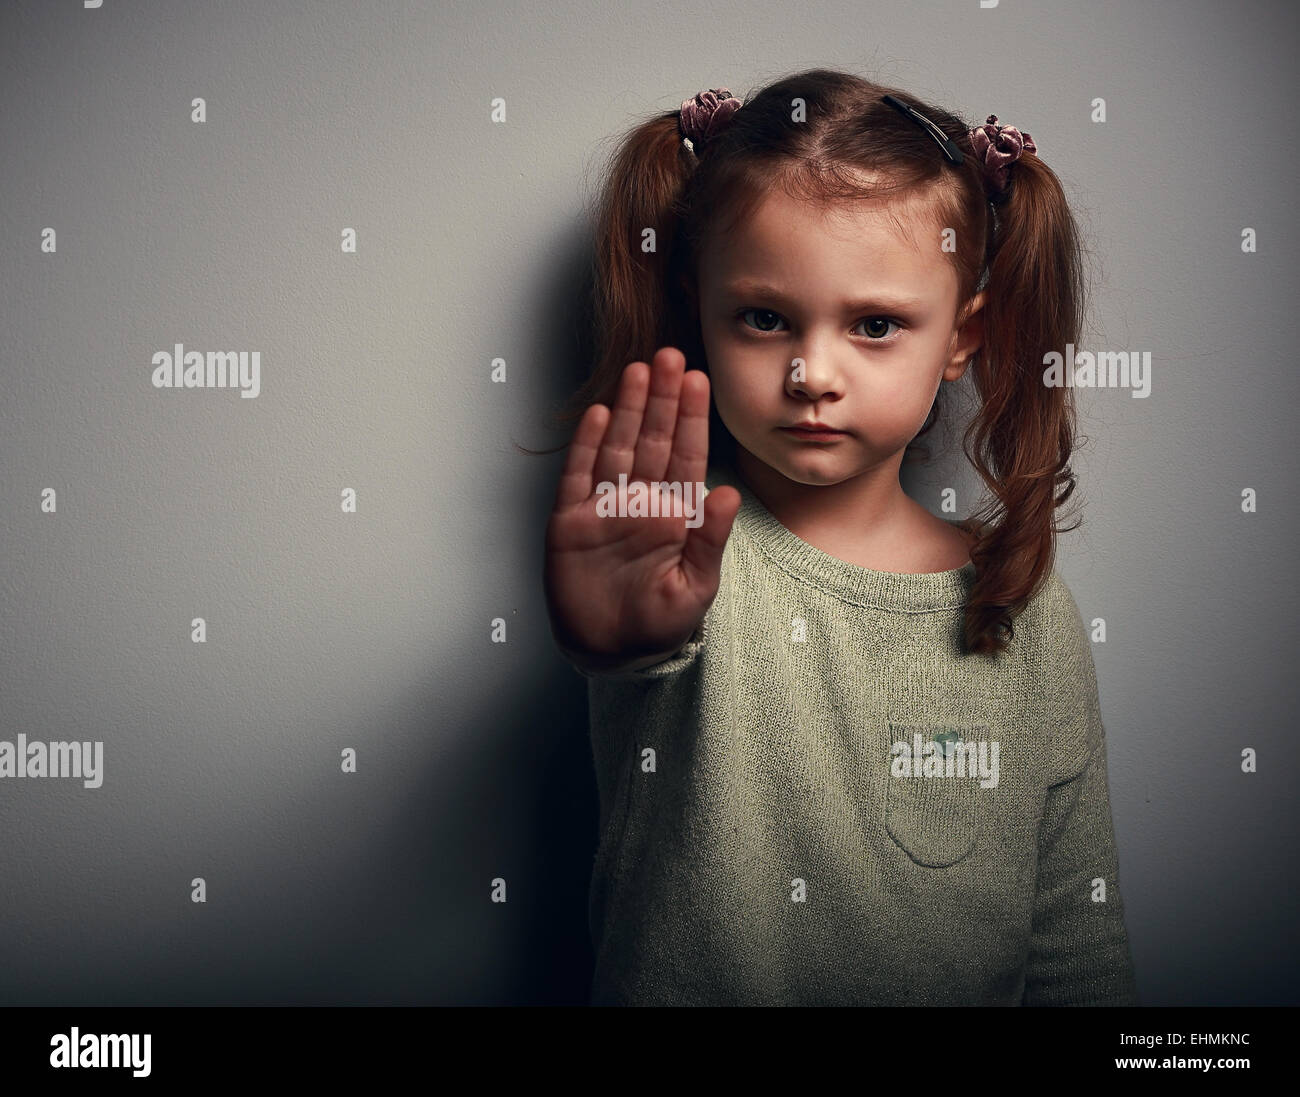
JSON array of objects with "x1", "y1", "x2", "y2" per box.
[{"x1": 570, "y1": 464, "x2": 1138, "y2": 1006}]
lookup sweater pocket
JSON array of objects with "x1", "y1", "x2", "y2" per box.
[{"x1": 884, "y1": 724, "x2": 984, "y2": 868}]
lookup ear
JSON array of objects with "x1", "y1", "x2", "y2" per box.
[{"x1": 944, "y1": 290, "x2": 986, "y2": 382}]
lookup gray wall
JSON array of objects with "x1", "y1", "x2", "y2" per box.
[{"x1": 0, "y1": 0, "x2": 1295, "y2": 1005}]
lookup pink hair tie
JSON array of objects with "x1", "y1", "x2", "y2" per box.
[
  {"x1": 968, "y1": 114, "x2": 1037, "y2": 198},
  {"x1": 679, "y1": 87, "x2": 743, "y2": 155}
]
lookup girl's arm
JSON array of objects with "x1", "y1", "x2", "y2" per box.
[
  {"x1": 1022, "y1": 728, "x2": 1139, "y2": 1005},
  {"x1": 555, "y1": 620, "x2": 703, "y2": 677},
  {"x1": 1021, "y1": 576, "x2": 1139, "y2": 1006}
]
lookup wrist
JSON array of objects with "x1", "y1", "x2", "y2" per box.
[{"x1": 554, "y1": 632, "x2": 694, "y2": 675}]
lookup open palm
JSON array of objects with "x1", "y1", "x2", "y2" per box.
[{"x1": 544, "y1": 346, "x2": 742, "y2": 670}]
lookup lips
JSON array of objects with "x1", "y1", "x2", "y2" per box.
[{"x1": 780, "y1": 422, "x2": 848, "y2": 437}]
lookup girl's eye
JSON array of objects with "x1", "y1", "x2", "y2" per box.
[
  {"x1": 737, "y1": 309, "x2": 902, "y2": 340},
  {"x1": 739, "y1": 308, "x2": 786, "y2": 333},
  {"x1": 856, "y1": 317, "x2": 902, "y2": 340}
]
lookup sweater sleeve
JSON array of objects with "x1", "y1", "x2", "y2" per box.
[
  {"x1": 560, "y1": 616, "x2": 707, "y2": 680},
  {"x1": 1021, "y1": 575, "x2": 1139, "y2": 1006},
  {"x1": 1022, "y1": 730, "x2": 1139, "y2": 1005}
]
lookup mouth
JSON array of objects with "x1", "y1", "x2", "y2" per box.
[{"x1": 779, "y1": 425, "x2": 849, "y2": 441}]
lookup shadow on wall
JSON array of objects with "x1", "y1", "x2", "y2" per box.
[
  {"x1": 0, "y1": 231, "x2": 604, "y2": 1007},
  {"x1": 351, "y1": 229, "x2": 603, "y2": 1005}
]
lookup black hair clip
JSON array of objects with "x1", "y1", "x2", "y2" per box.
[{"x1": 881, "y1": 94, "x2": 964, "y2": 166}]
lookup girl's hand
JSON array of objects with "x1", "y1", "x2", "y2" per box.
[{"x1": 544, "y1": 346, "x2": 742, "y2": 672}]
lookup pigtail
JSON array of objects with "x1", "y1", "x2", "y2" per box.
[
  {"x1": 960, "y1": 152, "x2": 1086, "y2": 655},
  {"x1": 557, "y1": 113, "x2": 696, "y2": 428}
]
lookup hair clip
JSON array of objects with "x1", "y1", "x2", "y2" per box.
[
  {"x1": 679, "y1": 87, "x2": 743, "y2": 156},
  {"x1": 881, "y1": 94, "x2": 964, "y2": 166}
]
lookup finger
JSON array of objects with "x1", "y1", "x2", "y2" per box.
[
  {"x1": 679, "y1": 485, "x2": 741, "y2": 594},
  {"x1": 663, "y1": 368, "x2": 711, "y2": 490},
  {"x1": 553, "y1": 402, "x2": 611, "y2": 509},
  {"x1": 630, "y1": 347, "x2": 686, "y2": 484},
  {"x1": 591, "y1": 361, "x2": 649, "y2": 487}
]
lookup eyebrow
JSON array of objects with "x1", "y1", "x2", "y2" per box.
[{"x1": 720, "y1": 281, "x2": 927, "y2": 314}]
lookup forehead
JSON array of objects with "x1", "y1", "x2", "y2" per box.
[{"x1": 699, "y1": 184, "x2": 956, "y2": 300}]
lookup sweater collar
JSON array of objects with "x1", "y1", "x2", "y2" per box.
[{"x1": 705, "y1": 463, "x2": 977, "y2": 612}]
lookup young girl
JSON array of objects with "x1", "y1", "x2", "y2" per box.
[{"x1": 542, "y1": 69, "x2": 1138, "y2": 1006}]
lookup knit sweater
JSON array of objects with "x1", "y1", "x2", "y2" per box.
[{"x1": 568, "y1": 464, "x2": 1139, "y2": 1006}]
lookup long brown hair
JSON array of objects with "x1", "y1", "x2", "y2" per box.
[{"x1": 530, "y1": 68, "x2": 1087, "y2": 656}]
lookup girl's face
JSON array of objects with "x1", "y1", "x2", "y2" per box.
[{"x1": 696, "y1": 186, "x2": 983, "y2": 489}]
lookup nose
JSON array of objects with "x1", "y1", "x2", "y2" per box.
[{"x1": 784, "y1": 339, "x2": 845, "y2": 403}]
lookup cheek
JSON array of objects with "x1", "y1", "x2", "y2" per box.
[
  {"x1": 705, "y1": 365, "x2": 751, "y2": 424},
  {"x1": 700, "y1": 341, "x2": 763, "y2": 417},
  {"x1": 873, "y1": 369, "x2": 932, "y2": 410},
  {"x1": 706, "y1": 364, "x2": 778, "y2": 450},
  {"x1": 875, "y1": 343, "x2": 947, "y2": 402}
]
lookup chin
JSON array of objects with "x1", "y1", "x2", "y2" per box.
[
  {"x1": 789, "y1": 470, "x2": 851, "y2": 487},
  {"x1": 767, "y1": 455, "x2": 855, "y2": 487}
]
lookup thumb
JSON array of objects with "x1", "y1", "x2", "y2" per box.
[{"x1": 680, "y1": 486, "x2": 741, "y2": 593}]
